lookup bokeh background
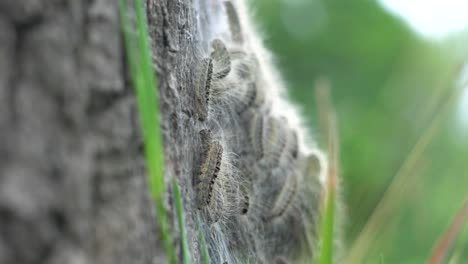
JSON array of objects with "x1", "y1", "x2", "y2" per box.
[{"x1": 253, "y1": 0, "x2": 468, "y2": 263}]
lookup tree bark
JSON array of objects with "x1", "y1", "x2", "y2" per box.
[{"x1": 0, "y1": 0, "x2": 185, "y2": 263}]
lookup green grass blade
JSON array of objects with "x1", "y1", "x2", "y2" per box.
[
  {"x1": 346, "y1": 71, "x2": 463, "y2": 263},
  {"x1": 132, "y1": 0, "x2": 164, "y2": 196},
  {"x1": 315, "y1": 83, "x2": 339, "y2": 264},
  {"x1": 118, "y1": 0, "x2": 176, "y2": 263},
  {"x1": 319, "y1": 187, "x2": 336, "y2": 264},
  {"x1": 173, "y1": 178, "x2": 191, "y2": 264},
  {"x1": 196, "y1": 214, "x2": 210, "y2": 264}
]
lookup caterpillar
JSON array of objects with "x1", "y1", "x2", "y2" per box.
[
  {"x1": 195, "y1": 129, "x2": 224, "y2": 210},
  {"x1": 195, "y1": 58, "x2": 213, "y2": 121},
  {"x1": 267, "y1": 170, "x2": 298, "y2": 220}
]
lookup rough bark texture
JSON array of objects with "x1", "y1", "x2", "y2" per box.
[
  {"x1": 0, "y1": 0, "x2": 177, "y2": 263},
  {"x1": 146, "y1": 0, "x2": 220, "y2": 262}
]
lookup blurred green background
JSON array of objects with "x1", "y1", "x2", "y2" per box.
[{"x1": 254, "y1": 0, "x2": 468, "y2": 263}]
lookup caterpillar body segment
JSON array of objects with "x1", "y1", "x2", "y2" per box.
[
  {"x1": 248, "y1": 112, "x2": 264, "y2": 160},
  {"x1": 266, "y1": 170, "x2": 298, "y2": 220},
  {"x1": 275, "y1": 256, "x2": 291, "y2": 264},
  {"x1": 210, "y1": 39, "x2": 232, "y2": 80},
  {"x1": 279, "y1": 129, "x2": 300, "y2": 166},
  {"x1": 224, "y1": 1, "x2": 244, "y2": 44},
  {"x1": 236, "y1": 59, "x2": 267, "y2": 113},
  {"x1": 195, "y1": 58, "x2": 214, "y2": 121},
  {"x1": 237, "y1": 175, "x2": 251, "y2": 215},
  {"x1": 300, "y1": 151, "x2": 327, "y2": 219},
  {"x1": 305, "y1": 152, "x2": 323, "y2": 181},
  {"x1": 261, "y1": 116, "x2": 287, "y2": 168}
]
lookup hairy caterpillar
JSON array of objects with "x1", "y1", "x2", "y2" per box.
[
  {"x1": 249, "y1": 112, "x2": 264, "y2": 160},
  {"x1": 225, "y1": 1, "x2": 243, "y2": 44},
  {"x1": 195, "y1": 129, "x2": 224, "y2": 210},
  {"x1": 194, "y1": 58, "x2": 213, "y2": 121},
  {"x1": 267, "y1": 170, "x2": 298, "y2": 220},
  {"x1": 210, "y1": 39, "x2": 231, "y2": 80},
  {"x1": 261, "y1": 116, "x2": 289, "y2": 168},
  {"x1": 195, "y1": 129, "x2": 251, "y2": 224}
]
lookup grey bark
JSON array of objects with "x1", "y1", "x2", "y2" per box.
[{"x1": 0, "y1": 0, "x2": 195, "y2": 263}]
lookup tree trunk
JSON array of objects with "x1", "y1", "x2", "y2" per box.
[{"x1": 0, "y1": 0, "x2": 185, "y2": 263}]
